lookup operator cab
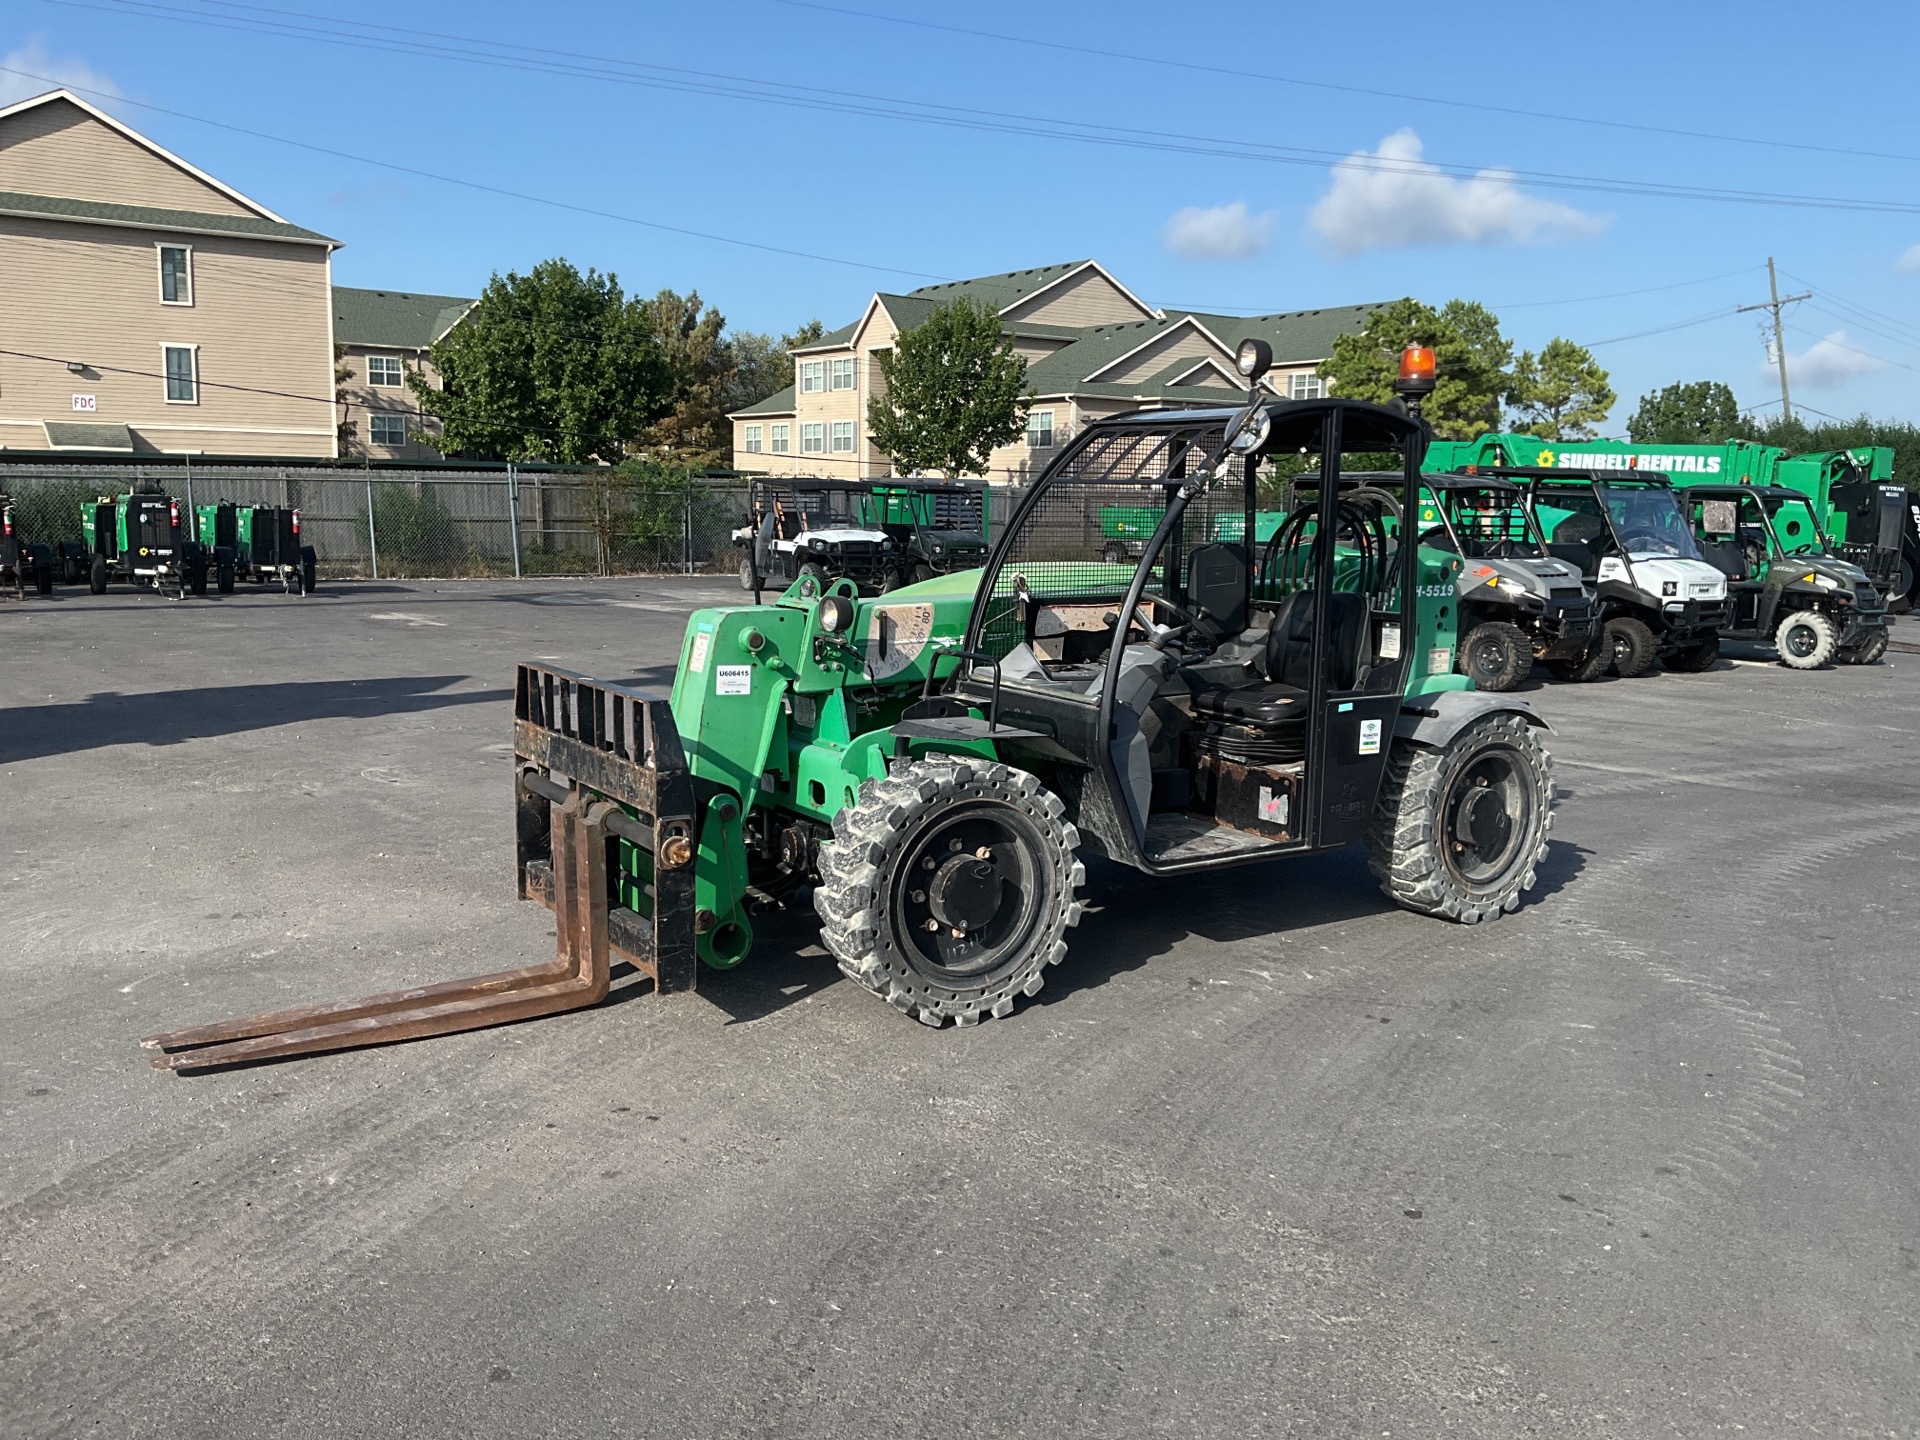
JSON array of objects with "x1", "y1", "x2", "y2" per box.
[{"x1": 946, "y1": 392, "x2": 1427, "y2": 873}]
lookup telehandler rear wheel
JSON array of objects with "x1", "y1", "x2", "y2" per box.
[
  {"x1": 1841, "y1": 628, "x2": 1889, "y2": 665},
  {"x1": 1775, "y1": 610, "x2": 1837, "y2": 669},
  {"x1": 1460, "y1": 621, "x2": 1531, "y2": 691},
  {"x1": 1604, "y1": 616, "x2": 1658, "y2": 678},
  {"x1": 1365, "y1": 712, "x2": 1554, "y2": 925},
  {"x1": 815, "y1": 759, "x2": 1085, "y2": 1027}
]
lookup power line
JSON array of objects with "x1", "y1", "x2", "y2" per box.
[
  {"x1": 1779, "y1": 270, "x2": 1920, "y2": 347},
  {"x1": 1583, "y1": 308, "x2": 1740, "y2": 347},
  {"x1": 771, "y1": 0, "x2": 1920, "y2": 168},
  {"x1": 1492, "y1": 267, "x2": 1756, "y2": 310},
  {"x1": 1782, "y1": 324, "x2": 1920, "y2": 375},
  {"x1": 38, "y1": 2, "x2": 1920, "y2": 219},
  {"x1": 1736, "y1": 258, "x2": 1809, "y2": 419}
]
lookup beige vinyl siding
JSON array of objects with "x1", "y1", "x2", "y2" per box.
[
  {"x1": 0, "y1": 214, "x2": 335, "y2": 456},
  {"x1": 336, "y1": 343, "x2": 447, "y2": 461},
  {"x1": 0, "y1": 98, "x2": 256, "y2": 216},
  {"x1": 1002, "y1": 267, "x2": 1153, "y2": 328},
  {"x1": 1091, "y1": 326, "x2": 1224, "y2": 385}
]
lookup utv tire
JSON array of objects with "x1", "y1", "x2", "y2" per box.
[
  {"x1": 1664, "y1": 634, "x2": 1721, "y2": 673},
  {"x1": 1460, "y1": 621, "x2": 1532, "y2": 691},
  {"x1": 1365, "y1": 712, "x2": 1554, "y2": 925},
  {"x1": 1545, "y1": 640, "x2": 1612, "y2": 683},
  {"x1": 737, "y1": 557, "x2": 755, "y2": 591},
  {"x1": 89, "y1": 554, "x2": 108, "y2": 595},
  {"x1": 815, "y1": 759, "x2": 1085, "y2": 1028},
  {"x1": 1102, "y1": 542, "x2": 1128, "y2": 565},
  {"x1": 1604, "y1": 616, "x2": 1658, "y2": 678},
  {"x1": 300, "y1": 546, "x2": 318, "y2": 596},
  {"x1": 912, "y1": 562, "x2": 936, "y2": 584},
  {"x1": 1840, "y1": 627, "x2": 1889, "y2": 666},
  {"x1": 1775, "y1": 610, "x2": 1837, "y2": 669},
  {"x1": 795, "y1": 562, "x2": 830, "y2": 595}
]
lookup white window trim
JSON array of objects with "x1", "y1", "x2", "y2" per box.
[
  {"x1": 744, "y1": 423, "x2": 763, "y2": 454},
  {"x1": 770, "y1": 423, "x2": 791, "y2": 454},
  {"x1": 801, "y1": 422, "x2": 826, "y2": 454},
  {"x1": 156, "y1": 243, "x2": 193, "y2": 306},
  {"x1": 1026, "y1": 409, "x2": 1055, "y2": 448},
  {"x1": 369, "y1": 413, "x2": 408, "y2": 446},
  {"x1": 799, "y1": 360, "x2": 826, "y2": 394},
  {"x1": 368, "y1": 353, "x2": 405, "y2": 387},
  {"x1": 161, "y1": 343, "x2": 200, "y2": 405},
  {"x1": 829, "y1": 420, "x2": 856, "y2": 452},
  {"x1": 829, "y1": 357, "x2": 856, "y2": 391}
]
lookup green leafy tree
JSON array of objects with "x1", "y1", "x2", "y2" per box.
[
  {"x1": 723, "y1": 319, "x2": 826, "y2": 414},
  {"x1": 1320, "y1": 297, "x2": 1513, "y2": 439},
  {"x1": 1507, "y1": 338, "x2": 1616, "y2": 440},
  {"x1": 1626, "y1": 380, "x2": 1742, "y2": 445},
  {"x1": 866, "y1": 298, "x2": 1031, "y2": 477},
  {"x1": 413, "y1": 258, "x2": 671, "y2": 463},
  {"x1": 638, "y1": 289, "x2": 732, "y2": 464}
]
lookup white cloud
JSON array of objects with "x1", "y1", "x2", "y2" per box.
[
  {"x1": 1308, "y1": 128, "x2": 1607, "y2": 256},
  {"x1": 1781, "y1": 329, "x2": 1887, "y2": 389},
  {"x1": 1162, "y1": 201, "x2": 1276, "y2": 261},
  {"x1": 0, "y1": 40, "x2": 122, "y2": 111},
  {"x1": 1896, "y1": 244, "x2": 1920, "y2": 275}
]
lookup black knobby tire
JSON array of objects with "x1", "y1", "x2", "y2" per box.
[
  {"x1": 300, "y1": 546, "x2": 318, "y2": 596},
  {"x1": 1840, "y1": 627, "x2": 1889, "y2": 666},
  {"x1": 795, "y1": 562, "x2": 830, "y2": 595},
  {"x1": 1365, "y1": 712, "x2": 1554, "y2": 925},
  {"x1": 1664, "y1": 634, "x2": 1721, "y2": 673},
  {"x1": 815, "y1": 759, "x2": 1085, "y2": 1027},
  {"x1": 1459, "y1": 620, "x2": 1532, "y2": 692},
  {"x1": 1775, "y1": 609, "x2": 1837, "y2": 670},
  {"x1": 911, "y1": 562, "x2": 936, "y2": 584},
  {"x1": 1545, "y1": 638, "x2": 1612, "y2": 683},
  {"x1": 89, "y1": 554, "x2": 108, "y2": 595},
  {"x1": 1888, "y1": 556, "x2": 1914, "y2": 616},
  {"x1": 1605, "y1": 616, "x2": 1658, "y2": 678},
  {"x1": 62, "y1": 554, "x2": 82, "y2": 586},
  {"x1": 216, "y1": 549, "x2": 236, "y2": 594}
]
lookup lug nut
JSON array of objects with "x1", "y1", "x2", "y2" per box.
[{"x1": 659, "y1": 834, "x2": 694, "y2": 868}]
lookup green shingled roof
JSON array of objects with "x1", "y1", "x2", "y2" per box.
[
  {"x1": 788, "y1": 319, "x2": 860, "y2": 355},
  {"x1": 732, "y1": 384, "x2": 796, "y2": 417},
  {"x1": 1165, "y1": 303, "x2": 1388, "y2": 365},
  {"x1": 332, "y1": 286, "x2": 474, "y2": 349},
  {"x1": 0, "y1": 191, "x2": 337, "y2": 245},
  {"x1": 905, "y1": 261, "x2": 1089, "y2": 312}
]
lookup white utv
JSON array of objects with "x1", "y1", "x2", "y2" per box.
[{"x1": 1512, "y1": 468, "x2": 1728, "y2": 678}]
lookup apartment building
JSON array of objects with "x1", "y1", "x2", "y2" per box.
[
  {"x1": 332, "y1": 285, "x2": 473, "y2": 461},
  {"x1": 0, "y1": 89, "x2": 340, "y2": 458},
  {"x1": 729, "y1": 259, "x2": 1384, "y2": 480}
]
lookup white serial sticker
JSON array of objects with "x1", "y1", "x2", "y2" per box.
[
  {"x1": 1378, "y1": 624, "x2": 1401, "y2": 660},
  {"x1": 1428, "y1": 647, "x2": 1452, "y2": 675},
  {"x1": 715, "y1": 664, "x2": 752, "y2": 696},
  {"x1": 1359, "y1": 718, "x2": 1382, "y2": 756},
  {"x1": 865, "y1": 601, "x2": 936, "y2": 681},
  {"x1": 689, "y1": 628, "x2": 712, "y2": 673}
]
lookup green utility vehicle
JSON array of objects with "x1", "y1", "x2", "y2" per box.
[
  {"x1": 193, "y1": 501, "x2": 317, "y2": 594},
  {"x1": 1, "y1": 493, "x2": 56, "y2": 597},
  {"x1": 147, "y1": 348, "x2": 1564, "y2": 1070},
  {"x1": 854, "y1": 482, "x2": 990, "y2": 585},
  {"x1": 81, "y1": 481, "x2": 208, "y2": 598},
  {"x1": 1408, "y1": 474, "x2": 1599, "y2": 689},
  {"x1": 1426, "y1": 434, "x2": 1918, "y2": 612},
  {"x1": 1678, "y1": 483, "x2": 1887, "y2": 668},
  {"x1": 1506, "y1": 467, "x2": 1729, "y2": 678}
]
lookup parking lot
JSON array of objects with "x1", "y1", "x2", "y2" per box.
[{"x1": 5, "y1": 577, "x2": 1919, "y2": 1438}]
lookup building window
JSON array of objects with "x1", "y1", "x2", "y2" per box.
[
  {"x1": 770, "y1": 423, "x2": 791, "y2": 454},
  {"x1": 830, "y1": 420, "x2": 855, "y2": 453},
  {"x1": 158, "y1": 245, "x2": 192, "y2": 305},
  {"x1": 799, "y1": 360, "x2": 826, "y2": 394},
  {"x1": 370, "y1": 414, "x2": 407, "y2": 446},
  {"x1": 163, "y1": 345, "x2": 198, "y2": 403},
  {"x1": 1026, "y1": 409, "x2": 1055, "y2": 449},
  {"x1": 368, "y1": 354, "x2": 404, "y2": 387},
  {"x1": 744, "y1": 423, "x2": 763, "y2": 454},
  {"x1": 830, "y1": 357, "x2": 856, "y2": 391},
  {"x1": 801, "y1": 422, "x2": 826, "y2": 454},
  {"x1": 1288, "y1": 372, "x2": 1325, "y2": 400}
]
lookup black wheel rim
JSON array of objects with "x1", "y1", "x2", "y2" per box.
[
  {"x1": 1609, "y1": 629, "x2": 1633, "y2": 664},
  {"x1": 1440, "y1": 747, "x2": 1533, "y2": 888},
  {"x1": 892, "y1": 801, "x2": 1050, "y2": 982},
  {"x1": 1470, "y1": 632, "x2": 1510, "y2": 679},
  {"x1": 1783, "y1": 623, "x2": 1818, "y2": 658}
]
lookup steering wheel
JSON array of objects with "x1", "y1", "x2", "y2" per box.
[
  {"x1": 1120, "y1": 593, "x2": 1203, "y2": 650},
  {"x1": 1616, "y1": 526, "x2": 1664, "y2": 551},
  {"x1": 1741, "y1": 536, "x2": 1768, "y2": 572}
]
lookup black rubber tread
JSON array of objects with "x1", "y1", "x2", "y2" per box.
[
  {"x1": 796, "y1": 562, "x2": 831, "y2": 594},
  {"x1": 1663, "y1": 634, "x2": 1721, "y2": 672},
  {"x1": 89, "y1": 555, "x2": 108, "y2": 595},
  {"x1": 814, "y1": 759, "x2": 1085, "y2": 1028},
  {"x1": 1364, "y1": 712, "x2": 1555, "y2": 925},
  {"x1": 1840, "y1": 627, "x2": 1889, "y2": 666},
  {"x1": 216, "y1": 559, "x2": 236, "y2": 594},
  {"x1": 1545, "y1": 637, "x2": 1612, "y2": 683},
  {"x1": 34, "y1": 561, "x2": 53, "y2": 596},
  {"x1": 189, "y1": 561, "x2": 208, "y2": 598},
  {"x1": 1605, "y1": 616, "x2": 1658, "y2": 678},
  {"x1": 300, "y1": 546, "x2": 318, "y2": 596},
  {"x1": 1775, "y1": 609, "x2": 1838, "y2": 670},
  {"x1": 1459, "y1": 620, "x2": 1532, "y2": 692}
]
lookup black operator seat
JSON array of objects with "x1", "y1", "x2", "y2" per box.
[
  {"x1": 1183, "y1": 590, "x2": 1369, "y2": 729},
  {"x1": 1182, "y1": 542, "x2": 1249, "y2": 641},
  {"x1": 1547, "y1": 513, "x2": 1605, "y2": 577},
  {"x1": 1695, "y1": 538, "x2": 1748, "y2": 580}
]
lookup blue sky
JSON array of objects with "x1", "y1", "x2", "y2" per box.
[{"x1": 8, "y1": 0, "x2": 1920, "y2": 429}]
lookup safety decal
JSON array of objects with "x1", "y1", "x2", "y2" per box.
[
  {"x1": 865, "y1": 602, "x2": 935, "y2": 681},
  {"x1": 689, "y1": 628, "x2": 713, "y2": 673},
  {"x1": 1359, "y1": 718, "x2": 1382, "y2": 756}
]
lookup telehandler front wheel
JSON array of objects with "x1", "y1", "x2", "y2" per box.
[
  {"x1": 815, "y1": 759, "x2": 1085, "y2": 1028},
  {"x1": 1365, "y1": 712, "x2": 1554, "y2": 925},
  {"x1": 1775, "y1": 610, "x2": 1837, "y2": 669},
  {"x1": 1460, "y1": 621, "x2": 1531, "y2": 691},
  {"x1": 1604, "y1": 616, "x2": 1658, "y2": 678}
]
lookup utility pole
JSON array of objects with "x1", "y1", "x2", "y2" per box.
[{"x1": 1737, "y1": 257, "x2": 1810, "y2": 422}]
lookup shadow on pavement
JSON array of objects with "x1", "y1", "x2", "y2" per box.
[{"x1": 0, "y1": 675, "x2": 508, "y2": 764}]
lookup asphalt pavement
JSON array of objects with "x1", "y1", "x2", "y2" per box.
[{"x1": 4, "y1": 577, "x2": 1918, "y2": 1438}]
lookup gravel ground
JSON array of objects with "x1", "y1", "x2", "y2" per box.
[{"x1": 4, "y1": 578, "x2": 1918, "y2": 1439}]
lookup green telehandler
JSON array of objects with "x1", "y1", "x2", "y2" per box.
[{"x1": 145, "y1": 345, "x2": 1559, "y2": 1071}]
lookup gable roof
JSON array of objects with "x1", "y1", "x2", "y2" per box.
[
  {"x1": 732, "y1": 384, "x2": 797, "y2": 417},
  {"x1": 0, "y1": 89, "x2": 300, "y2": 228},
  {"x1": 1164, "y1": 302, "x2": 1389, "y2": 365},
  {"x1": 333, "y1": 286, "x2": 474, "y2": 348},
  {"x1": 0, "y1": 190, "x2": 336, "y2": 245},
  {"x1": 904, "y1": 261, "x2": 1088, "y2": 313}
]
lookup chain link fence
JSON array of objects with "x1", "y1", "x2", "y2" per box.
[{"x1": 0, "y1": 462, "x2": 753, "y2": 580}]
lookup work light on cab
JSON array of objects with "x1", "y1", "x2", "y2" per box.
[{"x1": 1235, "y1": 337, "x2": 1273, "y2": 381}]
